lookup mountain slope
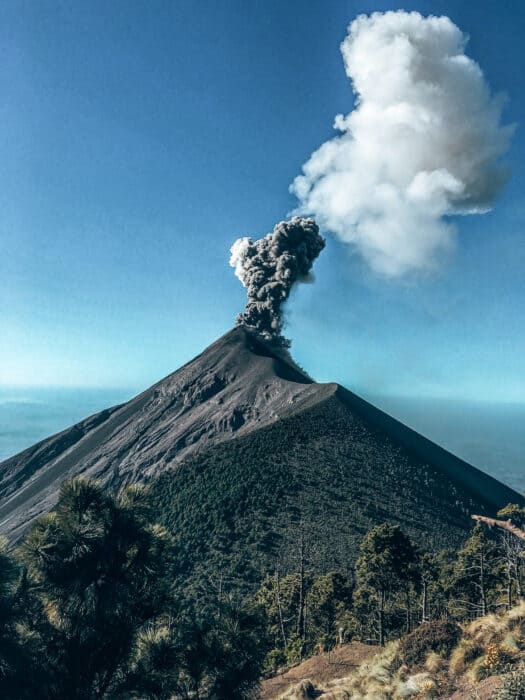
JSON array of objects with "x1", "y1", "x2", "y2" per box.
[
  {"x1": 0, "y1": 327, "x2": 522, "y2": 544},
  {"x1": 151, "y1": 382, "x2": 523, "y2": 595},
  {"x1": 0, "y1": 328, "x2": 331, "y2": 538}
]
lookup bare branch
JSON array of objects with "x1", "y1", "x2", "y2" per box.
[{"x1": 472, "y1": 514, "x2": 525, "y2": 542}]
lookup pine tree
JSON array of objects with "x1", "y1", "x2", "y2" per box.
[
  {"x1": 18, "y1": 478, "x2": 175, "y2": 699},
  {"x1": 354, "y1": 524, "x2": 418, "y2": 645},
  {"x1": 0, "y1": 539, "x2": 37, "y2": 699},
  {"x1": 307, "y1": 572, "x2": 353, "y2": 649},
  {"x1": 449, "y1": 524, "x2": 500, "y2": 619}
]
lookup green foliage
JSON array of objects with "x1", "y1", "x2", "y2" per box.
[
  {"x1": 0, "y1": 539, "x2": 38, "y2": 699},
  {"x1": 121, "y1": 599, "x2": 265, "y2": 700},
  {"x1": 0, "y1": 459, "x2": 522, "y2": 697},
  {"x1": 256, "y1": 573, "x2": 301, "y2": 651},
  {"x1": 7, "y1": 477, "x2": 266, "y2": 700},
  {"x1": 255, "y1": 570, "x2": 353, "y2": 666},
  {"x1": 264, "y1": 647, "x2": 286, "y2": 673},
  {"x1": 497, "y1": 505, "x2": 525, "y2": 528},
  {"x1": 491, "y1": 661, "x2": 525, "y2": 699},
  {"x1": 354, "y1": 523, "x2": 419, "y2": 645},
  {"x1": 150, "y1": 395, "x2": 475, "y2": 601},
  {"x1": 396, "y1": 620, "x2": 462, "y2": 667},
  {"x1": 18, "y1": 478, "x2": 175, "y2": 698},
  {"x1": 308, "y1": 572, "x2": 353, "y2": 643},
  {"x1": 449, "y1": 524, "x2": 501, "y2": 619},
  {"x1": 355, "y1": 523, "x2": 418, "y2": 596},
  {"x1": 424, "y1": 549, "x2": 457, "y2": 621},
  {"x1": 495, "y1": 504, "x2": 525, "y2": 611},
  {"x1": 283, "y1": 634, "x2": 304, "y2": 666}
]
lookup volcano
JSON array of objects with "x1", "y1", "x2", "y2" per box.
[{"x1": 0, "y1": 328, "x2": 522, "y2": 550}]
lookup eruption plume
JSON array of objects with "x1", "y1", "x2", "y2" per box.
[
  {"x1": 229, "y1": 217, "x2": 325, "y2": 347},
  {"x1": 292, "y1": 11, "x2": 513, "y2": 277}
]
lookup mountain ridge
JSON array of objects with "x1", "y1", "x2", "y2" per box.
[{"x1": 0, "y1": 326, "x2": 522, "y2": 541}]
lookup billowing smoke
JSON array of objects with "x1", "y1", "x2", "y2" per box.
[
  {"x1": 292, "y1": 11, "x2": 513, "y2": 277},
  {"x1": 230, "y1": 217, "x2": 325, "y2": 346}
]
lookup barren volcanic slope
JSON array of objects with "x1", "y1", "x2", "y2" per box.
[{"x1": 0, "y1": 327, "x2": 522, "y2": 545}]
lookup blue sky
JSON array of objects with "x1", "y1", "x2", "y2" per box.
[{"x1": 1, "y1": 0, "x2": 524, "y2": 403}]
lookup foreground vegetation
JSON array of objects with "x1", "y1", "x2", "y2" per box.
[
  {"x1": 252, "y1": 503, "x2": 525, "y2": 674},
  {"x1": 272, "y1": 603, "x2": 525, "y2": 699},
  {"x1": 0, "y1": 479, "x2": 265, "y2": 699},
  {"x1": 0, "y1": 475, "x2": 523, "y2": 699}
]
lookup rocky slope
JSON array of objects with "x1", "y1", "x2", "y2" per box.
[
  {"x1": 0, "y1": 327, "x2": 522, "y2": 541},
  {"x1": 0, "y1": 328, "x2": 329, "y2": 538}
]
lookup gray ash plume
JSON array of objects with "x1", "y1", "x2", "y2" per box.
[{"x1": 229, "y1": 217, "x2": 325, "y2": 347}]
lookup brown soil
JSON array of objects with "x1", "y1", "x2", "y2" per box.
[
  {"x1": 260, "y1": 642, "x2": 378, "y2": 699},
  {"x1": 447, "y1": 673, "x2": 504, "y2": 700}
]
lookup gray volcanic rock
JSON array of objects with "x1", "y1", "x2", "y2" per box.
[
  {"x1": 0, "y1": 326, "x2": 522, "y2": 541},
  {"x1": 0, "y1": 328, "x2": 331, "y2": 538}
]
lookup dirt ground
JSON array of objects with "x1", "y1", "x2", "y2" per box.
[
  {"x1": 261, "y1": 643, "x2": 507, "y2": 700},
  {"x1": 447, "y1": 673, "x2": 504, "y2": 700},
  {"x1": 260, "y1": 642, "x2": 378, "y2": 699}
]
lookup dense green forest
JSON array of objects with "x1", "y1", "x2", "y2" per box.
[
  {"x1": 150, "y1": 394, "x2": 493, "y2": 602},
  {"x1": 0, "y1": 476, "x2": 524, "y2": 699}
]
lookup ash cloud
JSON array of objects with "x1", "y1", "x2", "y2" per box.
[
  {"x1": 230, "y1": 217, "x2": 325, "y2": 347},
  {"x1": 292, "y1": 11, "x2": 513, "y2": 277}
]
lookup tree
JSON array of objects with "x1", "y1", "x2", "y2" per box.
[
  {"x1": 308, "y1": 572, "x2": 353, "y2": 648},
  {"x1": 18, "y1": 478, "x2": 175, "y2": 699},
  {"x1": 256, "y1": 573, "x2": 301, "y2": 664},
  {"x1": 118, "y1": 598, "x2": 265, "y2": 700},
  {"x1": 495, "y1": 505, "x2": 525, "y2": 607},
  {"x1": 0, "y1": 540, "x2": 39, "y2": 699},
  {"x1": 449, "y1": 524, "x2": 500, "y2": 619},
  {"x1": 354, "y1": 524, "x2": 418, "y2": 645},
  {"x1": 421, "y1": 549, "x2": 456, "y2": 622}
]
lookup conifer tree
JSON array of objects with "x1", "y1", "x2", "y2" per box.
[
  {"x1": 354, "y1": 524, "x2": 418, "y2": 645},
  {"x1": 449, "y1": 524, "x2": 500, "y2": 619},
  {"x1": 18, "y1": 478, "x2": 175, "y2": 699}
]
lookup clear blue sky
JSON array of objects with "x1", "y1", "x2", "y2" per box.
[{"x1": 1, "y1": 0, "x2": 524, "y2": 402}]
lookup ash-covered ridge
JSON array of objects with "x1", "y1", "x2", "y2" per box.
[
  {"x1": 0, "y1": 326, "x2": 522, "y2": 542},
  {"x1": 0, "y1": 327, "x2": 333, "y2": 538}
]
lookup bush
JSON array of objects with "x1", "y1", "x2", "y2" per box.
[
  {"x1": 396, "y1": 620, "x2": 462, "y2": 667},
  {"x1": 449, "y1": 639, "x2": 484, "y2": 676},
  {"x1": 264, "y1": 647, "x2": 286, "y2": 673},
  {"x1": 280, "y1": 679, "x2": 318, "y2": 699},
  {"x1": 285, "y1": 635, "x2": 305, "y2": 665},
  {"x1": 491, "y1": 662, "x2": 525, "y2": 699}
]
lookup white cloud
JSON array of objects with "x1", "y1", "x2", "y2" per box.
[{"x1": 291, "y1": 11, "x2": 513, "y2": 277}]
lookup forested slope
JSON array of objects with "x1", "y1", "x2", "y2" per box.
[{"x1": 152, "y1": 387, "x2": 519, "y2": 598}]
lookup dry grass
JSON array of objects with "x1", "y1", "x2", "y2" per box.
[
  {"x1": 278, "y1": 679, "x2": 318, "y2": 699},
  {"x1": 425, "y1": 651, "x2": 447, "y2": 674},
  {"x1": 261, "y1": 642, "x2": 377, "y2": 699},
  {"x1": 263, "y1": 603, "x2": 525, "y2": 699}
]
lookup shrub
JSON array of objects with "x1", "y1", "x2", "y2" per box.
[
  {"x1": 466, "y1": 614, "x2": 509, "y2": 646},
  {"x1": 396, "y1": 621, "x2": 462, "y2": 667},
  {"x1": 449, "y1": 639, "x2": 484, "y2": 676},
  {"x1": 491, "y1": 662, "x2": 525, "y2": 699},
  {"x1": 425, "y1": 651, "x2": 446, "y2": 673},
  {"x1": 280, "y1": 678, "x2": 318, "y2": 699},
  {"x1": 285, "y1": 635, "x2": 305, "y2": 666},
  {"x1": 264, "y1": 647, "x2": 286, "y2": 673},
  {"x1": 469, "y1": 645, "x2": 514, "y2": 682},
  {"x1": 483, "y1": 644, "x2": 514, "y2": 676}
]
